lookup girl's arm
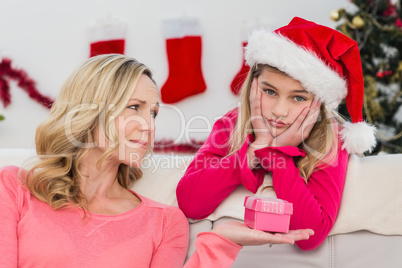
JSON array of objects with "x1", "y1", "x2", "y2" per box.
[
  {"x1": 176, "y1": 109, "x2": 265, "y2": 219},
  {"x1": 254, "y1": 145, "x2": 349, "y2": 251}
]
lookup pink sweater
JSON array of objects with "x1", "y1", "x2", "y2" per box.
[
  {"x1": 176, "y1": 109, "x2": 349, "y2": 251},
  {"x1": 0, "y1": 166, "x2": 241, "y2": 268}
]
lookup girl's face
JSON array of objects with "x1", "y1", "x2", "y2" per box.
[
  {"x1": 95, "y1": 74, "x2": 159, "y2": 167},
  {"x1": 257, "y1": 67, "x2": 315, "y2": 137}
]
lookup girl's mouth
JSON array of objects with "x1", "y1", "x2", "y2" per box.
[{"x1": 268, "y1": 119, "x2": 287, "y2": 128}]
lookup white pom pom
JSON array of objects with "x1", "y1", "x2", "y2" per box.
[{"x1": 340, "y1": 121, "x2": 377, "y2": 154}]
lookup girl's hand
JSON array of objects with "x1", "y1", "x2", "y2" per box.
[
  {"x1": 211, "y1": 221, "x2": 314, "y2": 246},
  {"x1": 247, "y1": 78, "x2": 274, "y2": 169},
  {"x1": 272, "y1": 99, "x2": 321, "y2": 147},
  {"x1": 249, "y1": 78, "x2": 273, "y2": 149}
]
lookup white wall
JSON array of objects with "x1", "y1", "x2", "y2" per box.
[{"x1": 0, "y1": 0, "x2": 350, "y2": 149}]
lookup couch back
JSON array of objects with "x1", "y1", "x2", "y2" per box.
[
  {"x1": 1, "y1": 148, "x2": 402, "y2": 236},
  {"x1": 2, "y1": 148, "x2": 402, "y2": 267}
]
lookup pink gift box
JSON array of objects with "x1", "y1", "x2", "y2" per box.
[{"x1": 244, "y1": 196, "x2": 293, "y2": 233}]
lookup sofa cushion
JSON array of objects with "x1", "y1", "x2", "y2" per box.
[
  {"x1": 330, "y1": 153, "x2": 402, "y2": 235},
  {"x1": 131, "y1": 154, "x2": 194, "y2": 206}
]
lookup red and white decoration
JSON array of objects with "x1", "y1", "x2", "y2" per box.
[
  {"x1": 88, "y1": 17, "x2": 127, "y2": 57},
  {"x1": 160, "y1": 17, "x2": 206, "y2": 103},
  {"x1": 230, "y1": 41, "x2": 250, "y2": 95}
]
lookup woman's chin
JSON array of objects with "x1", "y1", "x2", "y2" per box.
[{"x1": 117, "y1": 151, "x2": 145, "y2": 168}]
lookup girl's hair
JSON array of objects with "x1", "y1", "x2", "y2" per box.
[
  {"x1": 228, "y1": 64, "x2": 343, "y2": 183},
  {"x1": 26, "y1": 54, "x2": 155, "y2": 212}
]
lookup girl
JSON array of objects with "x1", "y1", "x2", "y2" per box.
[
  {"x1": 0, "y1": 54, "x2": 312, "y2": 267},
  {"x1": 176, "y1": 17, "x2": 377, "y2": 251}
]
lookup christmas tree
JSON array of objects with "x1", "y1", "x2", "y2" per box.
[{"x1": 331, "y1": 0, "x2": 402, "y2": 154}]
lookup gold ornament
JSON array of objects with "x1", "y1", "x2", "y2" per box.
[
  {"x1": 330, "y1": 9, "x2": 341, "y2": 21},
  {"x1": 352, "y1": 15, "x2": 365, "y2": 29},
  {"x1": 390, "y1": 61, "x2": 402, "y2": 84},
  {"x1": 338, "y1": 24, "x2": 352, "y2": 38}
]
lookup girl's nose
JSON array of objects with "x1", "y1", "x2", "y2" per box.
[{"x1": 272, "y1": 99, "x2": 288, "y2": 118}]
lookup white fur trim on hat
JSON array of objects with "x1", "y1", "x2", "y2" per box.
[
  {"x1": 340, "y1": 121, "x2": 377, "y2": 154},
  {"x1": 245, "y1": 29, "x2": 348, "y2": 110}
]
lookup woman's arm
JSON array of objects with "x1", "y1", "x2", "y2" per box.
[
  {"x1": 176, "y1": 110, "x2": 265, "y2": 219},
  {"x1": 184, "y1": 221, "x2": 313, "y2": 268},
  {"x1": 254, "y1": 145, "x2": 349, "y2": 250},
  {"x1": 0, "y1": 166, "x2": 22, "y2": 267},
  {"x1": 151, "y1": 206, "x2": 313, "y2": 268}
]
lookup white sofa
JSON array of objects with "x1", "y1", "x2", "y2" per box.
[{"x1": 1, "y1": 148, "x2": 402, "y2": 268}]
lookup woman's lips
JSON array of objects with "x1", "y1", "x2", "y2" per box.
[
  {"x1": 129, "y1": 140, "x2": 148, "y2": 149},
  {"x1": 268, "y1": 119, "x2": 287, "y2": 128}
]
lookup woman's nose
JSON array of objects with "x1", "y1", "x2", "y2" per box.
[{"x1": 139, "y1": 111, "x2": 155, "y2": 134}]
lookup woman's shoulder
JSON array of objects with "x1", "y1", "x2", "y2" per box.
[
  {"x1": 0, "y1": 165, "x2": 27, "y2": 185},
  {"x1": 0, "y1": 165, "x2": 29, "y2": 198},
  {"x1": 139, "y1": 195, "x2": 189, "y2": 231},
  {"x1": 137, "y1": 194, "x2": 186, "y2": 218}
]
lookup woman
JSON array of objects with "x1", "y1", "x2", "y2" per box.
[
  {"x1": 176, "y1": 17, "x2": 377, "y2": 251},
  {"x1": 0, "y1": 54, "x2": 312, "y2": 267}
]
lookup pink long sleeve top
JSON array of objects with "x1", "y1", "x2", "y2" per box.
[
  {"x1": 0, "y1": 166, "x2": 241, "y2": 268},
  {"x1": 176, "y1": 109, "x2": 349, "y2": 251}
]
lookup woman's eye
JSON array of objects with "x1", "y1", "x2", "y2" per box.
[
  {"x1": 264, "y1": 89, "x2": 276, "y2": 96},
  {"x1": 128, "y1": 105, "x2": 139, "y2": 111},
  {"x1": 294, "y1": 96, "x2": 306, "y2": 102}
]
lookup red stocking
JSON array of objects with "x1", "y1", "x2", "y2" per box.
[
  {"x1": 161, "y1": 18, "x2": 206, "y2": 103},
  {"x1": 230, "y1": 41, "x2": 250, "y2": 95},
  {"x1": 88, "y1": 18, "x2": 126, "y2": 57}
]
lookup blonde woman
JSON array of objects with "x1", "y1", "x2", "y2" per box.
[
  {"x1": 176, "y1": 17, "x2": 376, "y2": 251},
  {"x1": 0, "y1": 54, "x2": 312, "y2": 267}
]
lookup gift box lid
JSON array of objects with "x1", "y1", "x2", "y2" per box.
[{"x1": 244, "y1": 196, "x2": 293, "y2": 215}]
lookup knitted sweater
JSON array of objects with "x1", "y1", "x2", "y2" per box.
[{"x1": 0, "y1": 166, "x2": 241, "y2": 268}]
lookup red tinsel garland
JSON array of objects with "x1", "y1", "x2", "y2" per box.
[
  {"x1": 0, "y1": 58, "x2": 54, "y2": 109},
  {"x1": 153, "y1": 139, "x2": 205, "y2": 154}
]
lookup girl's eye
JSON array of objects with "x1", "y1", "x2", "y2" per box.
[
  {"x1": 151, "y1": 110, "x2": 158, "y2": 119},
  {"x1": 128, "y1": 105, "x2": 139, "y2": 111},
  {"x1": 263, "y1": 89, "x2": 276, "y2": 96},
  {"x1": 294, "y1": 96, "x2": 306, "y2": 102}
]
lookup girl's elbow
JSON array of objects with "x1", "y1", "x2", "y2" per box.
[{"x1": 295, "y1": 234, "x2": 327, "y2": 251}]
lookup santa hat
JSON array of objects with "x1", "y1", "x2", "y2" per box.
[{"x1": 245, "y1": 17, "x2": 376, "y2": 154}]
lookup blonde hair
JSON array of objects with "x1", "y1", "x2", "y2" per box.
[
  {"x1": 26, "y1": 54, "x2": 154, "y2": 212},
  {"x1": 229, "y1": 64, "x2": 343, "y2": 183}
]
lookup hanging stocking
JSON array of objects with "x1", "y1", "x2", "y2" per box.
[
  {"x1": 88, "y1": 17, "x2": 126, "y2": 57},
  {"x1": 230, "y1": 41, "x2": 250, "y2": 95},
  {"x1": 161, "y1": 17, "x2": 206, "y2": 103}
]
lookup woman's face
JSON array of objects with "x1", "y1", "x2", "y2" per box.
[
  {"x1": 257, "y1": 67, "x2": 315, "y2": 137},
  {"x1": 116, "y1": 75, "x2": 159, "y2": 167},
  {"x1": 95, "y1": 74, "x2": 159, "y2": 167}
]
